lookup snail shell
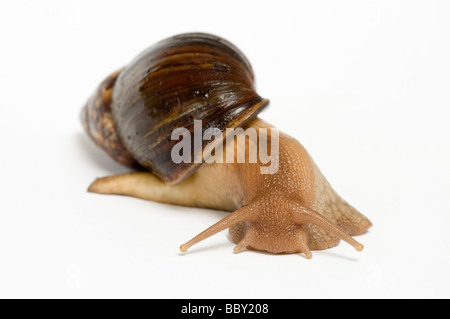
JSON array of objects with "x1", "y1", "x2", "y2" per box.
[{"x1": 82, "y1": 33, "x2": 269, "y2": 184}]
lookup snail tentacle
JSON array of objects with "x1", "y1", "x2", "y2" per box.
[
  {"x1": 180, "y1": 202, "x2": 258, "y2": 253},
  {"x1": 296, "y1": 226, "x2": 313, "y2": 259},
  {"x1": 292, "y1": 202, "x2": 364, "y2": 252}
]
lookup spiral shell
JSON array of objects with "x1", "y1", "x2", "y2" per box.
[{"x1": 83, "y1": 33, "x2": 269, "y2": 183}]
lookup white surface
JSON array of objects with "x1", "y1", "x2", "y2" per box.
[{"x1": 1, "y1": 0, "x2": 449, "y2": 299}]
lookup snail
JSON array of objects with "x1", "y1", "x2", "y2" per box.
[{"x1": 81, "y1": 32, "x2": 372, "y2": 259}]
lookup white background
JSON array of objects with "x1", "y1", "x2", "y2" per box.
[{"x1": 1, "y1": 0, "x2": 449, "y2": 299}]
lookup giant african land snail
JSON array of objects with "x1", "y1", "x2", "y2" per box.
[{"x1": 81, "y1": 33, "x2": 372, "y2": 259}]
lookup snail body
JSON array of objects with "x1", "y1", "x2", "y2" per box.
[{"x1": 82, "y1": 33, "x2": 371, "y2": 258}]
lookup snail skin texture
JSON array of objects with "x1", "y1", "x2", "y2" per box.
[{"x1": 81, "y1": 33, "x2": 372, "y2": 259}]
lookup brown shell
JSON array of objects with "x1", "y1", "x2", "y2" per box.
[
  {"x1": 83, "y1": 33, "x2": 269, "y2": 184},
  {"x1": 81, "y1": 69, "x2": 138, "y2": 168}
]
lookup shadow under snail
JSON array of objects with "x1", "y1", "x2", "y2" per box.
[{"x1": 81, "y1": 32, "x2": 372, "y2": 259}]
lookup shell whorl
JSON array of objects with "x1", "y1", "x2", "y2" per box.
[{"x1": 81, "y1": 69, "x2": 138, "y2": 168}]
